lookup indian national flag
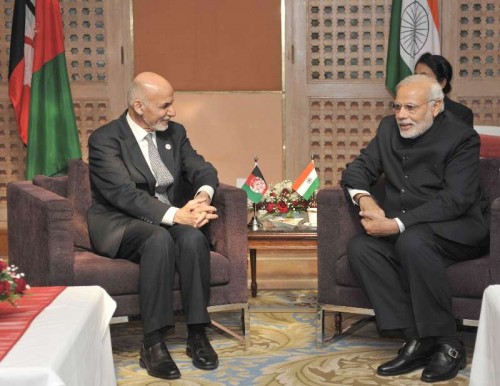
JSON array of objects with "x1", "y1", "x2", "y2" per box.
[
  {"x1": 385, "y1": 0, "x2": 440, "y2": 94},
  {"x1": 9, "y1": 0, "x2": 82, "y2": 179},
  {"x1": 292, "y1": 161, "x2": 320, "y2": 200},
  {"x1": 242, "y1": 165, "x2": 268, "y2": 203}
]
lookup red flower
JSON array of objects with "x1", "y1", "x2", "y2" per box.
[
  {"x1": 265, "y1": 203, "x2": 276, "y2": 213},
  {"x1": 277, "y1": 201, "x2": 289, "y2": 213},
  {"x1": 270, "y1": 192, "x2": 277, "y2": 197},
  {"x1": 0, "y1": 280, "x2": 11, "y2": 296},
  {"x1": 13, "y1": 277, "x2": 27, "y2": 294},
  {"x1": 0, "y1": 259, "x2": 7, "y2": 271}
]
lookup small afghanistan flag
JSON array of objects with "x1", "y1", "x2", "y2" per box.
[
  {"x1": 242, "y1": 165, "x2": 268, "y2": 203},
  {"x1": 292, "y1": 160, "x2": 320, "y2": 200}
]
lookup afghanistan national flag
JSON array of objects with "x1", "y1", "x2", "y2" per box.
[
  {"x1": 385, "y1": 0, "x2": 440, "y2": 95},
  {"x1": 292, "y1": 160, "x2": 320, "y2": 200},
  {"x1": 242, "y1": 165, "x2": 268, "y2": 203},
  {"x1": 9, "y1": 0, "x2": 82, "y2": 179}
]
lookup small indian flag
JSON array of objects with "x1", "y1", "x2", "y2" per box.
[
  {"x1": 385, "y1": 0, "x2": 440, "y2": 95},
  {"x1": 292, "y1": 161, "x2": 320, "y2": 200}
]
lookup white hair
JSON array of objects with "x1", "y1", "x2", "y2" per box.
[
  {"x1": 397, "y1": 74, "x2": 444, "y2": 112},
  {"x1": 127, "y1": 81, "x2": 146, "y2": 107}
]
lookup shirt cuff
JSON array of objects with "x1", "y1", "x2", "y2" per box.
[
  {"x1": 162, "y1": 207, "x2": 178, "y2": 226},
  {"x1": 347, "y1": 188, "x2": 371, "y2": 206},
  {"x1": 196, "y1": 185, "x2": 215, "y2": 202},
  {"x1": 394, "y1": 217, "x2": 405, "y2": 233}
]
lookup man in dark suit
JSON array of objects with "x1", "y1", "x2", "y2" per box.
[
  {"x1": 88, "y1": 72, "x2": 219, "y2": 380},
  {"x1": 341, "y1": 75, "x2": 489, "y2": 383}
]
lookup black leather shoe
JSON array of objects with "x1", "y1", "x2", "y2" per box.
[
  {"x1": 140, "y1": 342, "x2": 181, "y2": 380},
  {"x1": 186, "y1": 332, "x2": 219, "y2": 370},
  {"x1": 377, "y1": 338, "x2": 436, "y2": 376},
  {"x1": 421, "y1": 342, "x2": 466, "y2": 383}
]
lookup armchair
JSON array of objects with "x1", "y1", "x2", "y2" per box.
[
  {"x1": 316, "y1": 157, "x2": 500, "y2": 344},
  {"x1": 7, "y1": 159, "x2": 249, "y2": 340}
]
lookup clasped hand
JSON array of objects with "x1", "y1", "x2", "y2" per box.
[
  {"x1": 174, "y1": 195, "x2": 218, "y2": 228},
  {"x1": 358, "y1": 197, "x2": 399, "y2": 237}
]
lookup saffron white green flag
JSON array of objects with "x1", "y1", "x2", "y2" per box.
[
  {"x1": 292, "y1": 161, "x2": 320, "y2": 200},
  {"x1": 386, "y1": 0, "x2": 441, "y2": 94}
]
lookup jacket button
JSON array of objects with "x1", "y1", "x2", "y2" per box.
[{"x1": 401, "y1": 188, "x2": 406, "y2": 193}]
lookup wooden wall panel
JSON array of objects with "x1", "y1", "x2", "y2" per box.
[{"x1": 133, "y1": 0, "x2": 282, "y2": 91}]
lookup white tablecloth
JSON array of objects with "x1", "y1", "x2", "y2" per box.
[
  {"x1": 470, "y1": 285, "x2": 500, "y2": 386},
  {"x1": 0, "y1": 286, "x2": 117, "y2": 386}
]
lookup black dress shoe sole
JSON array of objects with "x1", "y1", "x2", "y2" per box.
[
  {"x1": 139, "y1": 359, "x2": 181, "y2": 380},
  {"x1": 186, "y1": 348, "x2": 219, "y2": 370},
  {"x1": 421, "y1": 358, "x2": 466, "y2": 383},
  {"x1": 377, "y1": 359, "x2": 429, "y2": 376}
]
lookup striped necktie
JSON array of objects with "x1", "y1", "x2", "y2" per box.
[{"x1": 145, "y1": 133, "x2": 174, "y2": 204}]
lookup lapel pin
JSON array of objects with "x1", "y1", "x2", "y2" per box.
[{"x1": 165, "y1": 144, "x2": 172, "y2": 150}]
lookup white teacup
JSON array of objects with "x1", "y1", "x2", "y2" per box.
[{"x1": 307, "y1": 208, "x2": 317, "y2": 227}]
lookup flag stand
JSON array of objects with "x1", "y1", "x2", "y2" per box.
[{"x1": 248, "y1": 203, "x2": 262, "y2": 231}]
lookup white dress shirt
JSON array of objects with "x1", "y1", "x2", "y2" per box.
[{"x1": 126, "y1": 113, "x2": 214, "y2": 225}]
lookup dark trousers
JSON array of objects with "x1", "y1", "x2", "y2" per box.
[
  {"x1": 347, "y1": 224, "x2": 487, "y2": 338},
  {"x1": 117, "y1": 220, "x2": 211, "y2": 334}
]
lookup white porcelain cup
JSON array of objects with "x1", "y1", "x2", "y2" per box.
[{"x1": 307, "y1": 208, "x2": 317, "y2": 227}]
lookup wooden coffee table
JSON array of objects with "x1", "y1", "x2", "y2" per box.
[{"x1": 247, "y1": 230, "x2": 317, "y2": 297}]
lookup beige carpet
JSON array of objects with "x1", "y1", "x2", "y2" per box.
[{"x1": 111, "y1": 290, "x2": 474, "y2": 385}]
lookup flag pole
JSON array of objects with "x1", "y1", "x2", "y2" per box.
[{"x1": 248, "y1": 156, "x2": 263, "y2": 231}]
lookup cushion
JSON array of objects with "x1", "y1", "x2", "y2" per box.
[
  {"x1": 480, "y1": 134, "x2": 500, "y2": 158},
  {"x1": 68, "y1": 159, "x2": 92, "y2": 250}
]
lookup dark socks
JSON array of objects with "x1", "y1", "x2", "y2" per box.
[
  {"x1": 143, "y1": 330, "x2": 162, "y2": 348},
  {"x1": 436, "y1": 336, "x2": 461, "y2": 348},
  {"x1": 188, "y1": 323, "x2": 206, "y2": 338},
  {"x1": 402, "y1": 326, "x2": 418, "y2": 340}
]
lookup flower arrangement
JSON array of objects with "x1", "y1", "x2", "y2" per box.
[
  {"x1": 0, "y1": 258, "x2": 29, "y2": 306},
  {"x1": 251, "y1": 180, "x2": 317, "y2": 216}
]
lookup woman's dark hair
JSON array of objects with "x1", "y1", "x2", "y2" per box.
[{"x1": 415, "y1": 53, "x2": 453, "y2": 94}]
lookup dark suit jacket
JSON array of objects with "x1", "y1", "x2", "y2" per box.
[
  {"x1": 341, "y1": 111, "x2": 489, "y2": 246},
  {"x1": 444, "y1": 96, "x2": 474, "y2": 127},
  {"x1": 87, "y1": 111, "x2": 218, "y2": 258}
]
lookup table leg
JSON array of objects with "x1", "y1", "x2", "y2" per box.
[{"x1": 250, "y1": 248, "x2": 257, "y2": 297}]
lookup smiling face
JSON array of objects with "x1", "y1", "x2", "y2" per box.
[
  {"x1": 394, "y1": 80, "x2": 442, "y2": 139},
  {"x1": 129, "y1": 72, "x2": 176, "y2": 132}
]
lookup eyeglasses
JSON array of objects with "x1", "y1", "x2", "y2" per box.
[{"x1": 390, "y1": 99, "x2": 438, "y2": 114}]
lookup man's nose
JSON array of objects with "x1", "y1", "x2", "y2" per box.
[
  {"x1": 396, "y1": 108, "x2": 408, "y2": 119},
  {"x1": 167, "y1": 106, "x2": 176, "y2": 117}
]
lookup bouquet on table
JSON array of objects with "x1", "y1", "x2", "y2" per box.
[
  {"x1": 0, "y1": 258, "x2": 29, "y2": 306},
  {"x1": 252, "y1": 179, "x2": 317, "y2": 217}
]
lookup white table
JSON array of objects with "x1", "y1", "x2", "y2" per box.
[
  {"x1": 470, "y1": 285, "x2": 500, "y2": 386},
  {"x1": 0, "y1": 286, "x2": 117, "y2": 386}
]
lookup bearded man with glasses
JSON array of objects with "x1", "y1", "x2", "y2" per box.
[{"x1": 341, "y1": 74, "x2": 488, "y2": 383}]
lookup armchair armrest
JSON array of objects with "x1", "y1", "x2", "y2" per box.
[
  {"x1": 317, "y1": 186, "x2": 363, "y2": 300},
  {"x1": 210, "y1": 183, "x2": 248, "y2": 302},
  {"x1": 7, "y1": 181, "x2": 76, "y2": 286},
  {"x1": 490, "y1": 197, "x2": 500, "y2": 284}
]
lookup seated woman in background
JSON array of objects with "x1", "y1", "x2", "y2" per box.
[{"x1": 415, "y1": 53, "x2": 474, "y2": 126}]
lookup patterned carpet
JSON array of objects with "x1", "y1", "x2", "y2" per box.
[{"x1": 110, "y1": 290, "x2": 475, "y2": 385}]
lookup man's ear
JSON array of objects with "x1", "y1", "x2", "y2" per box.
[
  {"x1": 133, "y1": 100, "x2": 143, "y2": 115},
  {"x1": 432, "y1": 99, "x2": 443, "y2": 117}
]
